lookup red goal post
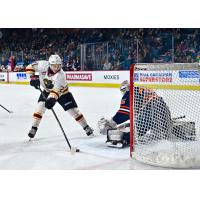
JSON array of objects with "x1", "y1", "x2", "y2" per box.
[{"x1": 129, "y1": 64, "x2": 135, "y2": 157}]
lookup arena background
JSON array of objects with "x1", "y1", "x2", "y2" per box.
[{"x1": 0, "y1": 1, "x2": 199, "y2": 200}]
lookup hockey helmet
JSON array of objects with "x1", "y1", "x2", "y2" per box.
[{"x1": 49, "y1": 54, "x2": 62, "y2": 73}]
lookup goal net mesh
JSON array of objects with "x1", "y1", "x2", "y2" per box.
[{"x1": 130, "y1": 63, "x2": 200, "y2": 168}]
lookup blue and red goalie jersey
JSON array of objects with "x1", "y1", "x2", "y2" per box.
[
  {"x1": 112, "y1": 90, "x2": 130, "y2": 125},
  {"x1": 112, "y1": 87, "x2": 160, "y2": 125}
]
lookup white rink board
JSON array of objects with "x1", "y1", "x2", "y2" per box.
[{"x1": 0, "y1": 69, "x2": 200, "y2": 86}]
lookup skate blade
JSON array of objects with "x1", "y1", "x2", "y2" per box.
[{"x1": 106, "y1": 141, "x2": 123, "y2": 148}]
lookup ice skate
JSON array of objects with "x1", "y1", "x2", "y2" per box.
[
  {"x1": 28, "y1": 127, "x2": 38, "y2": 139},
  {"x1": 106, "y1": 140, "x2": 124, "y2": 148},
  {"x1": 84, "y1": 125, "x2": 94, "y2": 137}
]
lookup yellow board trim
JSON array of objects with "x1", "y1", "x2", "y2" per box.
[
  {"x1": 0, "y1": 81, "x2": 29, "y2": 85},
  {"x1": 68, "y1": 82, "x2": 120, "y2": 88},
  {"x1": 135, "y1": 83, "x2": 200, "y2": 91}
]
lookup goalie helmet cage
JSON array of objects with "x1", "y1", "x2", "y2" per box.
[{"x1": 129, "y1": 63, "x2": 200, "y2": 168}]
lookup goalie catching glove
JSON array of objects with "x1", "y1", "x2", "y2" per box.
[{"x1": 97, "y1": 117, "x2": 117, "y2": 135}]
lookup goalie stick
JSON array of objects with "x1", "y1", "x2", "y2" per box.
[
  {"x1": 0, "y1": 104, "x2": 13, "y2": 114},
  {"x1": 37, "y1": 87, "x2": 80, "y2": 153},
  {"x1": 172, "y1": 115, "x2": 186, "y2": 120}
]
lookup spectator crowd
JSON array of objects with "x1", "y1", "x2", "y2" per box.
[{"x1": 1, "y1": 28, "x2": 200, "y2": 72}]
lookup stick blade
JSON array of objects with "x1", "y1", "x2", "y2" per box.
[{"x1": 70, "y1": 147, "x2": 80, "y2": 154}]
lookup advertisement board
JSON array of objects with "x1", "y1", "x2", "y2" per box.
[
  {"x1": 0, "y1": 70, "x2": 199, "y2": 88},
  {"x1": 66, "y1": 73, "x2": 93, "y2": 81},
  {"x1": 0, "y1": 73, "x2": 7, "y2": 82},
  {"x1": 9, "y1": 72, "x2": 30, "y2": 82},
  {"x1": 178, "y1": 70, "x2": 200, "y2": 84},
  {"x1": 137, "y1": 71, "x2": 173, "y2": 83},
  {"x1": 66, "y1": 71, "x2": 129, "y2": 84}
]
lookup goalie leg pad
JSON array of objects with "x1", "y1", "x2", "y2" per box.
[
  {"x1": 171, "y1": 121, "x2": 196, "y2": 141},
  {"x1": 106, "y1": 129, "x2": 130, "y2": 148}
]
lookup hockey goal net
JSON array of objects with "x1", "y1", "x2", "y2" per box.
[{"x1": 129, "y1": 63, "x2": 200, "y2": 168}]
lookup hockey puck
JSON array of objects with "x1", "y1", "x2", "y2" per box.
[{"x1": 76, "y1": 149, "x2": 80, "y2": 152}]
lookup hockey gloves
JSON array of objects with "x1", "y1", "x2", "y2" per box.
[
  {"x1": 43, "y1": 78, "x2": 54, "y2": 89},
  {"x1": 98, "y1": 117, "x2": 117, "y2": 135},
  {"x1": 45, "y1": 97, "x2": 56, "y2": 109},
  {"x1": 30, "y1": 75, "x2": 40, "y2": 89}
]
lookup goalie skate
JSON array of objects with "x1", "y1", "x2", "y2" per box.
[{"x1": 106, "y1": 140, "x2": 124, "y2": 148}]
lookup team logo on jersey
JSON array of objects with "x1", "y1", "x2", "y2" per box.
[{"x1": 43, "y1": 78, "x2": 54, "y2": 89}]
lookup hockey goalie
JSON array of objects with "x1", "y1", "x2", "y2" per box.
[{"x1": 98, "y1": 81, "x2": 196, "y2": 148}]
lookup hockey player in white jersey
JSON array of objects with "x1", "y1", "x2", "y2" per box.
[{"x1": 26, "y1": 54, "x2": 94, "y2": 139}]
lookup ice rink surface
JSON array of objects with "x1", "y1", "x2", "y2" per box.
[{"x1": 0, "y1": 84, "x2": 164, "y2": 170}]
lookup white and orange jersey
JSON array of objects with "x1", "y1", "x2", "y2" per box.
[{"x1": 26, "y1": 60, "x2": 69, "y2": 99}]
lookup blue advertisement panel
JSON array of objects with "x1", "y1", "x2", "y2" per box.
[
  {"x1": 16, "y1": 73, "x2": 28, "y2": 80},
  {"x1": 179, "y1": 70, "x2": 199, "y2": 79}
]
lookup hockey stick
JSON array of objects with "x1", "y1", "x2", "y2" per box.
[
  {"x1": 172, "y1": 115, "x2": 186, "y2": 121},
  {"x1": 0, "y1": 104, "x2": 13, "y2": 113},
  {"x1": 37, "y1": 87, "x2": 80, "y2": 153}
]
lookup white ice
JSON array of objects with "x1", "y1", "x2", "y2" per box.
[{"x1": 0, "y1": 84, "x2": 164, "y2": 170}]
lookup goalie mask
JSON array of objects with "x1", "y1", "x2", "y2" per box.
[
  {"x1": 49, "y1": 55, "x2": 62, "y2": 73},
  {"x1": 120, "y1": 80, "x2": 129, "y2": 95}
]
